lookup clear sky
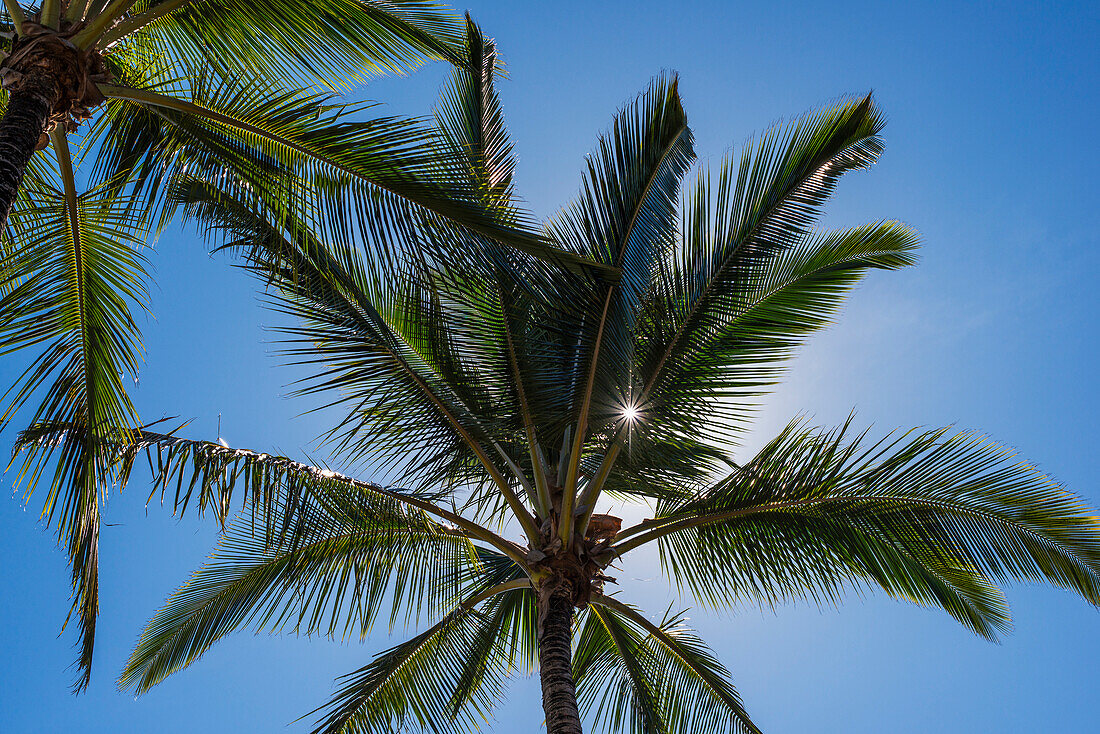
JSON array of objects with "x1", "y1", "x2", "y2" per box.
[{"x1": 2, "y1": 1, "x2": 1098, "y2": 731}]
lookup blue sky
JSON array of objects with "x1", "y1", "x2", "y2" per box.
[{"x1": 2, "y1": 1, "x2": 1098, "y2": 731}]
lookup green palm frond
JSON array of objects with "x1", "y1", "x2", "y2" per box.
[
  {"x1": 548, "y1": 73, "x2": 695, "y2": 537},
  {"x1": 583, "y1": 595, "x2": 761, "y2": 734},
  {"x1": 580, "y1": 217, "x2": 916, "y2": 527},
  {"x1": 309, "y1": 582, "x2": 533, "y2": 734},
  {"x1": 99, "y1": 0, "x2": 466, "y2": 87},
  {"x1": 165, "y1": 174, "x2": 545, "y2": 537},
  {"x1": 14, "y1": 424, "x2": 532, "y2": 571},
  {"x1": 633, "y1": 96, "x2": 886, "y2": 430},
  {"x1": 573, "y1": 605, "x2": 666, "y2": 734},
  {"x1": 96, "y1": 79, "x2": 572, "y2": 264},
  {"x1": 422, "y1": 18, "x2": 581, "y2": 515},
  {"x1": 614, "y1": 418, "x2": 1100, "y2": 640},
  {"x1": 630, "y1": 220, "x2": 918, "y2": 455},
  {"x1": 1, "y1": 144, "x2": 151, "y2": 690},
  {"x1": 118, "y1": 489, "x2": 486, "y2": 693},
  {"x1": 435, "y1": 15, "x2": 515, "y2": 208},
  {"x1": 0, "y1": 155, "x2": 148, "y2": 429},
  {"x1": 572, "y1": 598, "x2": 760, "y2": 734}
]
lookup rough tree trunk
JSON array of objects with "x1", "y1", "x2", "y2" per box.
[
  {"x1": 0, "y1": 76, "x2": 55, "y2": 228},
  {"x1": 538, "y1": 586, "x2": 583, "y2": 734},
  {"x1": 0, "y1": 24, "x2": 110, "y2": 229}
]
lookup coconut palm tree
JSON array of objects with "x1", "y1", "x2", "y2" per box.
[
  {"x1": 25, "y1": 21, "x2": 1100, "y2": 733},
  {"x1": 0, "y1": 2, "x2": 602, "y2": 692}
]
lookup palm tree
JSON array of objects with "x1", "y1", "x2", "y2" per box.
[
  {"x1": 26, "y1": 21, "x2": 1100, "y2": 733},
  {"x1": 0, "y1": 2, "x2": 602, "y2": 692}
]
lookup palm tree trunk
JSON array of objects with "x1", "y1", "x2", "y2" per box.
[
  {"x1": 0, "y1": 72, "x2": 59, "y2": 228},
  {"x1": 538, "y1": 587, "x2": 583, "y2": 734}
]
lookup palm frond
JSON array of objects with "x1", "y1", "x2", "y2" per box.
[
  {"x1": 629, "y1": 220, "x2": 918, "y2": 455},
  {"x1": 118, "y1": 488, "x2": 487, "y2": 693},
  {"x1": 614, "y1": 418, "x2": 1100, "y2": 640},
  {"x1": 96, "y1": 77, "x2": 602, "y2": 270},
  {"x1": 0, "y1": 144, "x2": 150, "y2": 689},
  {"x1": 573, "y1": 605, "x2": 666, "y2": 734},
  {"x1": 309, "y1": 581, "x2": 533, "y2": 734},
  {"x1": 549, "y1": 72, "x2": 695, "y2": 535},
  {"x1": 167, "y1": 174, "x2": 546, "y2": 536},
  {"x1": 587, "y1": 595, "x2": 761, "y2": 734},
  {"x1": 102, "y1": 0, "x2": 466, "y2": 88},
  {"x1": 435, "y1": 15, "x2": 515, "y2": 208},
  {"x1": 17, "y1": 422, "x2": 534, "y2": 574},
  {"x1": 635, "y1": 96, "x2": 887, "y2": 436},
  {"x1": 427, "y1": 17, "x2": 582, "y2": 514}
]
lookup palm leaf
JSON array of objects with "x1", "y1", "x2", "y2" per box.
[
  {"x1": 309, "y1": 582, "x2": 533, "y2": 734},
  {"x1": 587, "y1": 595, "x2": 761, "y2": 734},
  {"x1": 118, "y1": 489, "x2": 484, "y2": 693},
  {"x1": 0, "y1": 140, "x2": 150, "y2": 689},
  {"x1": 573, "y1": 605, "x2": 666, "y2": 734},
  {"x1": 167, "y1": 174, "x2": 544, "y2": 535},
  {"x1": 96, "y1": 78, "x2": 584, "y2": 267},
  {"x1": 19, "y1": 423, "x2": 535, "y2": 575},
  {"x1": 630, "y1": 220, "x2": 918, "y2": 454},
  {"x1": 548, "y1": 72, "x2": 695, "y2": 535},
  {"x1": 614, "y1": 418, "x2": 1100, "y2": 640},
  {"x1": 434, "y1": 15, "x2": 515, "y2": 207},
  {"x1": 100, "y1": 0, "x2": 466, "y2": 87},
  {"x1": 636, "y1": 96, "x2": 887, "y2": 432}
]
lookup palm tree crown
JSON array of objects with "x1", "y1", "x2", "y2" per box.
[{"x1": 24, "y1": 19, "x2": 1100, "y2": 733}]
